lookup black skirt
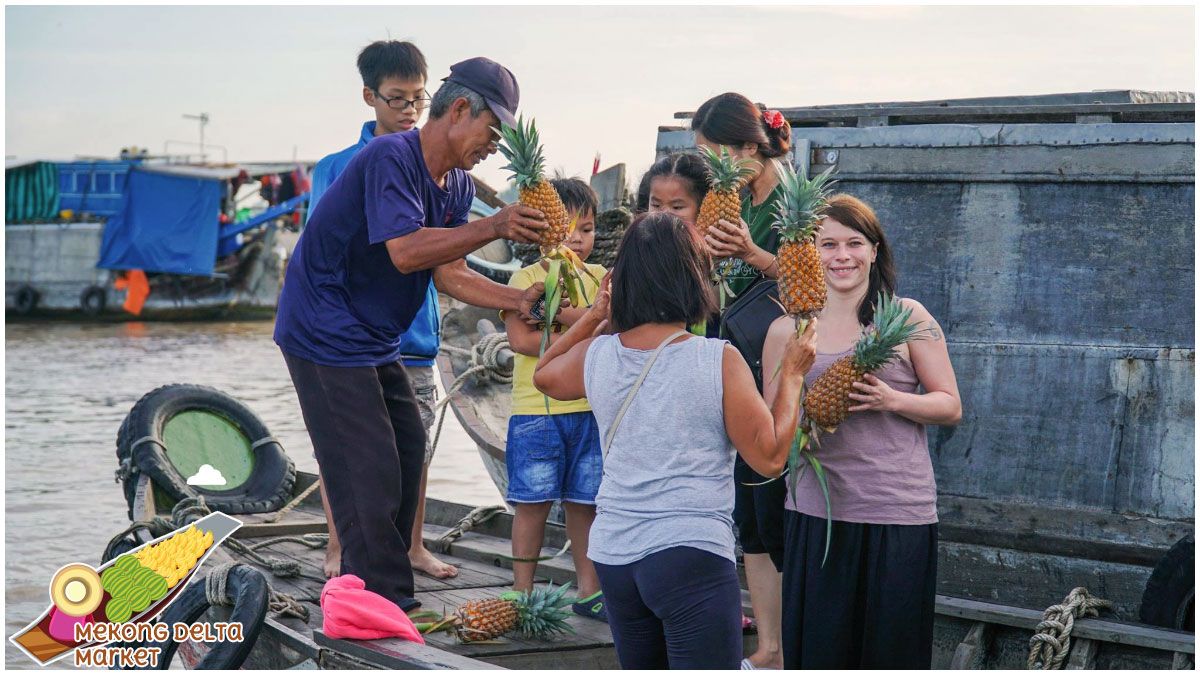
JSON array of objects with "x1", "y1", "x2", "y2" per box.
[{"x1": 781, "y1": 510, "x2": 938, "y2": 669}]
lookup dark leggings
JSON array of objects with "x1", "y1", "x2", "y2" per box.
[
  {"x1": 594, "y1": 547, "x2": 742, "y2": 669},
  {"x1": 781, "y1": 511, "x2": 938, "y2": 669}
]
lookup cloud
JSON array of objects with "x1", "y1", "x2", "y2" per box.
[{"x1": 186, "y1": 464, "x2": 227, "y2": 487}]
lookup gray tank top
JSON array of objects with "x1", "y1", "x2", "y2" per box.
[
  {"x1": 788, "y1": 348, "x2": 938, "y2": 525},
  {"x1": 583, "y1": 333, "x2": 738, "y2": 566}
]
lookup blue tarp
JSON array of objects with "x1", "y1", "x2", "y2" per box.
[{"x1": 96, "y1": 168, "x2": 220, "y2": 275}]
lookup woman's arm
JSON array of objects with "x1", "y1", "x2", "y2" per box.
[
  {"x1": 848, "y1": 299, "x2": 962, "y2": 426},
  {"x1": 724, "y1": 319, "x2": 817, "y2": 477},
  {"x1": 531, "y1": 276, "x2": 610, "y2": 401}
]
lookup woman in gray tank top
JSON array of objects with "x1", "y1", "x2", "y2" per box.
[
  {"x1": 533, "y1": 212, "x2": 818, "y2": 670},
  {"x1": 762, "y1": 194, "x2": 962, "y2": 669}
]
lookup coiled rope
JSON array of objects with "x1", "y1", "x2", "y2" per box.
[
  {"x1": 1027, "y1": 587, "x2": 1114, "y2": 669},
  {"x1": 205, "y1": 561, "x2": 315, "y2": 621},
  {"x1": 433, "y1": 504, "x2": 509, "y2": 554},
  {"x1": 431, "y1": 333, "x2": 514, "y2": 452}
]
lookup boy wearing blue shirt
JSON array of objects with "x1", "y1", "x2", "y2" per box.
[
  {"x1": 307, "y1": 41, "x2": 458, "y2": 582},
  {"x1": 277, "y1": 56, "x2": 548, "y2": 613}
]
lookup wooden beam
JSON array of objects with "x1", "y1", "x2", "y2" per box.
[
  {"x1": 949, "y1": 621, "x2": 992, "y2": 669},
  {"x1": 934, "y1": 595, "x2": 1195, "y2": 654},
  {"x1": 1065, "y1": 637, "x2": 1100, "y2": 669},
  {"x1": 314, "y1": 630, "x2": 504, "y2": 670}
]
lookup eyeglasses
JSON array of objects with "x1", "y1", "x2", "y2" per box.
[{"x1": 373, "y1": 90, "x2": 431, "y2": 112}]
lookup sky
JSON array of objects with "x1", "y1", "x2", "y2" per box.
[{"x1": 4, "y1": 5, "x2": 1195, "y2": 191}]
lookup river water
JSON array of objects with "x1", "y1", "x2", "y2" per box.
[{"x1": 4, "y1": 319, "x2": 503, "y2": 669}]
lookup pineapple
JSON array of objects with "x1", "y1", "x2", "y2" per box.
[
  {"x1": 803, "y1": 293, "x2": 924, "y2": 432},
  {"x1": 450, "y1": 582, "x2": 576, "y2": 642},
  {"x1": 775, "y1": 166, "x2": 836, "y2": 317},
  {"x1": 697, "y1": 145, "x2": 757, "y2": 233},
  {"x1": 497, "y1": 116, "x2": 571, "y2": 251}
]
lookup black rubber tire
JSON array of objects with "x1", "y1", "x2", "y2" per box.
[
  {"x1": 80, "y1": 285, "x2": 107, "y2": 316},
  {"x1": 101, "y1": 536, "x2": 140, "y2": 565},
  {"x1": 115, "y1": 384, "x2": 295, "y2": 518},
  {"x1": 127, "y1": 565, "x2": 269, "y2": 670},
  {"x1": 14, "y1": 285, "x2": 39, "y2": 314},
  {"x1": 1139, "y1": 534, "x2": 1194, "y2": 630},
  {"x1": 465, "y1": 254, "x2": 514, "y2": 283}
]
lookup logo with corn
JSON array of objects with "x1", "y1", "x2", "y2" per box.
[{"x1": 10, "y1": 512, "x2": 240, "y2": 666}]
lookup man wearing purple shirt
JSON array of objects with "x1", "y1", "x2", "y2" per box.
[{"x1": 276, "y1": 57, "x2": 546, "y2": 612}]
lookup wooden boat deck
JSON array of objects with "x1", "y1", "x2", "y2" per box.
[{"x1": 130, "y1": 473, "x2": 1192, "y2": 670}]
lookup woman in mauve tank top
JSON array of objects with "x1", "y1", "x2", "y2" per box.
[{"x1": 762, "y1": 194, "x2": 962, "y2": 669}]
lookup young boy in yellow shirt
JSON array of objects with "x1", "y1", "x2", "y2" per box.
[{"x1": 503, "y1": 178, "x2": 607, "y2": 622}]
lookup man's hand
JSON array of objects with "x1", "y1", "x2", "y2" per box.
[
  {"x1": 487, "y1": 204, "x2": 548, "y2": 244},
  {"x1": 517, "y1": 282, "x2": 569, "y2": 325}
]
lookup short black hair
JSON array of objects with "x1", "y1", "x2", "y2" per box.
[
  {"x1": 636, "y1": 152, "x2": 709, "y2": 214},
  {"x1": 550, "y1": 178, "x2": 598, "y2": 218},
  {"x1": 609, "y1": 212, "x2": 717, "y2": 332},
  {"x1": 357, "y1": 41, "x2": 428, "y2": 91}
]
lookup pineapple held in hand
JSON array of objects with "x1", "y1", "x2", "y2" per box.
[
  {"x1": 697, "y1": 145, "x2": 757, "y2": 234},
  {"x1": 497, "y1": 117, "x2": 571, "y2": 252},
  {"x1": 803, "y1": 293, "x2": 926, "y2": 432},
  {"x1": 450, "y1": 582, "x2": 576, "y2": 642},
  {"x1": 775, "y1": 166, "x2": 836, "y2": 318}
]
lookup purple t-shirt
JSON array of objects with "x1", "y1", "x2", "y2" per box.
[{"x1": 274, "y1": 129, "x2": 474, "y2": 366}]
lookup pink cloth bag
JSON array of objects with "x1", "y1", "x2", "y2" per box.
[{"x1": 320, "y1": 574, "x2": 425, "y2": 643}]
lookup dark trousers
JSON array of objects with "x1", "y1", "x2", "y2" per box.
[
  {"x1": 781, "y1": 511, "x2": 938, "y2": 669},
  {"x1": 282, "y1": 351, "x2": 426, "y2": 611},
  {"x1": 733, "y1": 456, "x2": 786, "y2": 571},
  {"x1": 593, "y1": 547, "x2": 742, "y2": 670}
]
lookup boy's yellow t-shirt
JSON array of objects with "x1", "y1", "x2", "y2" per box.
[{"x1": 505, "y1": 261, "x2": 607, "y2": 415}]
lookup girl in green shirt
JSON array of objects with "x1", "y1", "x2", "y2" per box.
[
  {"x1": 691, "y1": 91, "x2": 795, "y2": 670},
  {"x1": 692, "y1": 92, "x2": 794, "y2": 298}
]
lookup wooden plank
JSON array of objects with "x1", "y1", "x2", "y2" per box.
[
  {"x1": 949, "y1": 621, "x2": 992, "y2": 669},
  {"x1": 481, "y1": 646, "x2": 618, "y2": 670},
  {"x1": 934, "y1": 595, "x2": 1195, "y2": 654},
  {"x1": 675, "y1": 102, "x2": 1194, "y2": 122},
  {"x1": 937, "y1": 494, "x2": 1189, "y2": 567},
  {"x1": 234, "y1": 519, "x2": 328, "y2": 538},
  {"x1": 1065, "y1": 637, "x2": 1100, "y2": 669},
  {"x1": 315, "y1": 630, "x2": 502, "y2": 670}
]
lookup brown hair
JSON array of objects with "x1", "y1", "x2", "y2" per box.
[
  {"x1": 609, "y1": 212, "x2": 717, "y2": 332},
  {"x1": 691, "y1": 92, "x2": 791, "y2": 159},
  {"x1": 822, "y1": 194, "x2": 897, "y2": 326}
]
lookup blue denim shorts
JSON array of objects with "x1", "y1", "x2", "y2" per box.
[{"x1": 505, "y1": 412, "x2": 602, "y2": 504}]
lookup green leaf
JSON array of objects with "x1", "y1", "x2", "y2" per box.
[
  {"x1": 786, "y1": 429, "x2": 808, "y2": 502},
  {"x1": 804, "y1": 450, "x2": 833, "y2": 567},
  {"x1": 539, "y1": 260, "x2": 564, "y2": 414}
]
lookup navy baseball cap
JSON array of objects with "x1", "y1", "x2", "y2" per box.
[{"x1": 441, "y1": 57, "x2": 520, "y2": 128}]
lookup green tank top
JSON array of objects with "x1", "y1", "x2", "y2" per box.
[{"x1": 715, "y1": 183, "x2": 784, "y2": 298}]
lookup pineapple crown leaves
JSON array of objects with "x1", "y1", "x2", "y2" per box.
[
  {"x1": 698, "y1": 144, "x2": 758, "y2": 192},
  {"x1": 852, "y1": 292, "x2": 929, "y2": 371},
  {"x1": 511, "y1": 582, "x2": 576, "y2": 639},
  {"x1": 496, "y1": 115, "x2": 547, "y2": 190},
  {"x1": 773, "y1": 165, "x2": 837, "y2": 243}
]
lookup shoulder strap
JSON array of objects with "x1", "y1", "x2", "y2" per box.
[{"x1": 602, "y1": 330, "x2": 691, "y2": 458}]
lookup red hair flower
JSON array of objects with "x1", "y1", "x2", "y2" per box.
[{"x1": 763, "y1": 110, "x2": 784, "y2": 129}]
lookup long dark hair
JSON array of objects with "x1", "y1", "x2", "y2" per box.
[
  {"x1": 823, "y1": 194, "x2": 897, "y2": 326},
  {"x1": 609, "y1": 212, "x2": 717, "y2": 332},
  {"x1": 635, "y1": 152, "x2": 708, "y2": 214},
  {"x1": 692, "y1": 92, "x2": 791, "y2": 159}
]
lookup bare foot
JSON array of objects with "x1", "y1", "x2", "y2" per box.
[
  {"x1": 409, "y1": 545, "x2": 458, "y2": 579},
  {"x1": 324, "y1": 542, "x2": 342, "y2": 579}
]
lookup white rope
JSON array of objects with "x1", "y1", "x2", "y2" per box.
[{"x1": 432, "y1": 333, "x2": 513, "y2": 451}]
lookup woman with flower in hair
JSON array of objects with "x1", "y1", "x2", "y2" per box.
[{"x1": 691, "y1": 91, "x2": 794, "y2": 670}]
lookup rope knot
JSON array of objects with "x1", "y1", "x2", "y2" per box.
[{"x1": 1027, "y1": 587, "x2": 1113, "y2": 669}]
